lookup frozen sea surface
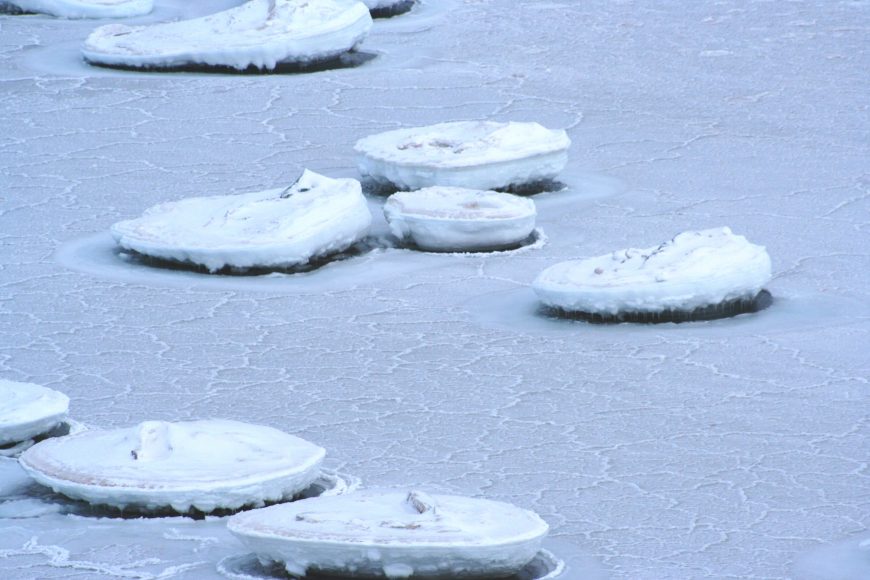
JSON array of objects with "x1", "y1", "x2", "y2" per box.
[{"x1": 1, "y1": 1, "x2": 868, "y2": 579}]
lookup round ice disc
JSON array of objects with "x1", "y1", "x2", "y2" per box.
[
  {"x1": 111, "y1": 170, "x2": 372, "y2": 273},
  {"x1": 228, "y1": 489, "x2": 549, "y2": 578},
  {"x1": 19, "y1": 419, "x2": 326, "y2": 513},
  {"x1": 384, "y1": 187, "x2": 537, "y2": 251},
  {"x1": 355, "y1": 121, "x2": 570, "y2": 191},
  {"x1": 533, "y1": 227, "x2": 772, "y2": 317},
  {"x1": 4, "y1": 0, "x2": 153, "y2": 19},
  {"x1": 0, "y1": 380, "x2": 69, "y2": 446},
  {"x1": 81, "y1": 0, "x2": 372, "y2": 71}
]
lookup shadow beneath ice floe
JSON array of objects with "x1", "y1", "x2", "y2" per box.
[
  {"x1": 84, "y1": 51, "x2": 378, "y2": 75},
  {"x1": 115, "y1": 236, "x2": 392, "y2": 277},
  {"x1": 539, "y1": 290, "x2": 774, "y2": 325},
  {"x1": 393, "y1": 228, "x2": 546, "y2": 255},
  {"x1": 217, "y1": 549, "x2": 567, "y2": 580},
  {"x1": 361, "y1": 179, "x2": 568, "y2": 198},
  {"x1": 20, "y1": 471, "x2": 356, "y2": 521},
  {"x1": 370, "y1": 0, "x2": 417, "y2": 19},
  {"x1": 0, "y1": 3, "x2": 33, "y2": 15}
]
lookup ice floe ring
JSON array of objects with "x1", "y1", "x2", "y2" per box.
[
  {"x1": 533, "y1": 227, "x2": 772, "y2": 323},
  {"x1": 0, "y1": 0, "x2": 152, "y2": 18},
  {"x1": 111, "y1": 170, "x2": 372, "y2": 273},
  {"x1": 355, "y1": 121, "x2": 570, "y2": 191},
  {"x1": 82, "y1": 0, "x2": 372, "y2": 71},
  {"x1": 228, "y1": 489, "x2": 549, "y2": 578},
  {"x1": 19, "y1": 419, "x2": 326, "y2": 513},
  {"x1": 384, "y1": 186, "x2": 537, "y2": 252},
  {"x1": 0, "y1": 380, "x2": 69, "y2": 448}
]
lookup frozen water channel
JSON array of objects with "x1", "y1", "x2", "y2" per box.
[{"x1": 1, "y1": 1, "x2": 868, "y2": 578}]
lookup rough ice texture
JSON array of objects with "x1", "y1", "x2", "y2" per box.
[
  {"x1": 355, "y1": 121, "x2": 570, "y2": 191},
  {"x1": 111, "y1": 170, "x2": 372, "y2": 273},
  {"x1": 533, "y1": 227, "x2": 772, "y2": 316},
  {"x1": 0, "y1": 380, "x2": 69, "y2": 446},
  {"x1": 384, "y1": 187, "x2": 537, "y2": 252},
  {"x1": 82, "y1": 0, "x2": 372, "y2": 71},
  {"x1": 1, "y1": 0, "x2": 152, "y2": 18},
  {"x1": 228, "y1": 489, "x2": 549, "y2": 578},
  {"x1": 18, "y1": 419, "x2": 325, "y2": 512}
]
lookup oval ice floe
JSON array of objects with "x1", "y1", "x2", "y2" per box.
[
  {"x1": 111, "y1": 170, "x2": 373, "y2": 274},
  {"x1": 384, "y1": 186, "x2": 537, "y2": 252},
  {"x1": 355, "y1": 121, "x2": 570, "y2": 192},
  {"x1": 533, "y1": 227, "x2": 772, "y2": 323},
  {"x1": 228, "y1": 489, "x2": 549, "y2": 578},
  {"x1": 0, "y1": 379, "x2": 69, "y2": 448},
  {"x1": 82, "y1": 0, "x2": 372, "y2": 72},
  {"x1": 19, "y1": 419, "x2": 326, "y2": 513}
]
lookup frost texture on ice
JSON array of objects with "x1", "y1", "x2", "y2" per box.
[
  {"x1": 384, "y1": 187, "x2": 537, "y2": 252},
  {"x1": 533, "y1": 227, "x2": 772, "y2": 316},
  {"x1": 355, "y1": 121, "x2": 570, "y2": 191},
  {"x1": 18, "y1": 419, "x2": 326, "y2": 513},
  {"x1": 0, "y1": 0, "x2": 152, "y2": 18},
  {"x1": 111, "y1": 169, "x2": 373, "y2": 273},
  {"x1": 82, "y1": 0, "x2": 373, "y2": 71},
  {"x1": 228, "y1": 489, "x2": 549, "y2": 578},
  {"x1": 0, "y1": 380, "x2": 69, "y2": 446}
]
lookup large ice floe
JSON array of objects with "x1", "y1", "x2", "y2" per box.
[
  {"x1": 355, "y1": 121, "x2": 570, "y2": 192},
  {"x1": 18, "y1": 419, "x2": 326, "y2": 513},
  {"x1": 0, "y1": 0, "x2": 152, "y2": 18},
  {"x1": 228, "y1": 489, "x2": 550, "y2": 578},
  {"x1": 384, "y1": 186, "x2": 537, "y2": 252},
  {"x1": 0, "y1": 380, "x2": 69, "y2": 448},
  {"x1": 81, "y1": 0, "x2": 373, "y2": 71},
  {"x1": 533, "y1": 227, "x2": 772, "y2": 322},
  {"x1": 111, "y1": 170, "x2": 372, "y2": 273}
]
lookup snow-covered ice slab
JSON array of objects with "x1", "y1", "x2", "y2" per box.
[
  {"x1": 18, "y1": 419, "x2": 326, "y2": 513},
  {"x1": 228, "y1": 489, "x2": 549, "y2": 578},
  {"x1": 355, "y1": 121, "x2": 571, "y2": 192},
  {"x1": 533, "y1": 227, "x2": 772, "y2": 322},
  {"x1": 0, "y1": 0, "x2": 152, "y2": 18},
  {"x1": 82, "y1": 0, "x2": 373, "y2": 71},
  {"x1": 364, "y1": 0, "x2": 415, "y2": 18},
  {"x1": 111, "y1": 170, "x2": 373, "y2": 273},
  {"x1": 384, "y1": 186, "x2": 537, "y2": 252},
  {"x1": 0, "y1": 380, "x2": 69, "y2": 447}
]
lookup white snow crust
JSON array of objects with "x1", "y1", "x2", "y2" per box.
[
  {"x1": 355, "y1": 121, "x2": 570, "y2": 191},
  {"x1": 2, "y1": 0, "x2": 152, "y2": 18},
  {"x1": 82, "y1": 0, "x2": 373, "y2": 70},
  {"x1": 228, "y1": 489, "x2": 549, "y2": 578},
  {"x1": 0, "y1": 380, "x2": 69, "y2": 446},
  {"x1": 111, "y1": 170, "x2": 372, "y2": 272},
  {"x1": 533, "y1": 227, "x2": 772, "y2": 315},
  {"x1": 384, "y1": 186, "x2": 537, "y2": 251},
  {"x1": 18, "y1": 419, "x2": 326, "y2": 512}
]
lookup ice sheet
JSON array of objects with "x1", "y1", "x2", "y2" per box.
[{"x1": 1, "y1": 0, "x2": 868, "y2": 578}]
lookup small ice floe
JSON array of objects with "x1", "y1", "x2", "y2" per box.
[
  {"x1": 82, "y1": 0, "x2": 373, "y2": 71},
  {"x1": 355, "y1": 121, "x2": 571, "y2": 192},
  {"x1": 364, "y1": 0, "x2": 415, "y2": 18},
  {"x1": 111, "y1": 170, "x2": 372, "y2": 273},
  {"x1": 227, "y1": 489, "x2": 549, "y2": 578},
  {"x1": 533, "y1": 227, "x2": 772, "y2": 323},
  {"x1": 0, "y1": 0, "x2": 152, "y2": 18},
  {"x1": 384, "y1": 186, "x2": 537, "y2": 252},
  {"x1": 0, "y1": 379, "x2": 69, "y2": 449},
  {"x1": 18, "y1": 419, "x2": 326, "y2": 513}
]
